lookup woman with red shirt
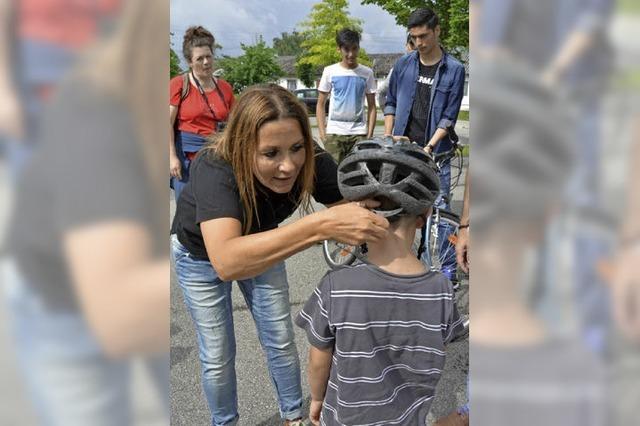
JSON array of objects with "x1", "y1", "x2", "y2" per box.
[{"x1": 170, "y1": 26, "x2": 234, "y2": 200}]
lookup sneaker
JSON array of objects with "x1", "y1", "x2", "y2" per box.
[{"x1": 284, "y1": 419, "x2": 306, "y2": 426}]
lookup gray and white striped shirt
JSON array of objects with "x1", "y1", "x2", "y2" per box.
[{"x1": 295, "y1": 263, "x2": 466, "y2": 426}]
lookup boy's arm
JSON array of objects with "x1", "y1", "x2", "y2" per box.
[
  {"x1": 308, "y1": 345, "x2": 334, "y2": 423},
  {"x1": 316, "y1": 91, "x2": 329, "y2": 142},
  {"x1": 366, "y1": 93, "x2": 376, "y2": 138},
  {"x1": 383, "y1": 60, "x2": 399, "y2": 136}
]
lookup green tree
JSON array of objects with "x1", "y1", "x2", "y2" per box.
[
  {"x1": 170, "y1": 47, "x2": 182, "y2": 78},
  {"x1": 272, "y1": 31, "x2": 307, "y2": 56},
  {"x1": 297, "y1": 0, "x2": 371, "y2": 70},
  {"x1": 217, "y1": 37, "x2": 284, "y2": 93},
  {"x1": 361, "y1": 0, "x2": 469, "y2": 51},
  {"x1": 296, "y1": 62, "x2": 316, "y2": 88}
]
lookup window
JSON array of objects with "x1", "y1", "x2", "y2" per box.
[{"x1": 287, "y1": 79, "x2": 297, "y2": 90}]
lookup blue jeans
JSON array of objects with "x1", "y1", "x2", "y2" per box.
[
  {"x1": 2, "y1": 258, "x2": 169, "y2": 426},
  {"x1": 171, "y1": 235, "x2": 303, "y2": 425},
  {"x1": 170, "y1": 131, "x2": 207, "y2": 202},
  {"x1": 420, "y1": 161, "x2": 457, "y2": 281}
]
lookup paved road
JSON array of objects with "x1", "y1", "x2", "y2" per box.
[{"x1": 170, "y1": 122, "x2": 469, "y2": 425}]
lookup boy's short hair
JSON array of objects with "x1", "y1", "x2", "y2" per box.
[
  {"x1": 407, "y1": 8, "x2": 439, "y2": 31},
  {"x1": 336, "y1": 28, "x2": 361, "y2": 48}
]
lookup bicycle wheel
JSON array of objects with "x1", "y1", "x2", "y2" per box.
[
  {"x1": 424, "y1": 210, "x2": 465, "y2": 285},
  {"x1": 322, "y1": 240, "x2": 358, "y2": 270}
]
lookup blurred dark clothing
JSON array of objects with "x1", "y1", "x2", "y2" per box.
[{"x1": 10, "y1": 79, "x2": 163, "y2": 311}]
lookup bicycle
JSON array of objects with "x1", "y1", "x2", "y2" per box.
[
  {"x1": 420, "y1": 142, "x2": 467, "y2": 287},
  {"x1": 323, "y1": 140, "x2": 468, "y2": 288}
]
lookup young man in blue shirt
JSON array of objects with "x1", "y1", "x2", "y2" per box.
[{"x1": 383, "y1": 8, "x2": 465, "y2": 213}]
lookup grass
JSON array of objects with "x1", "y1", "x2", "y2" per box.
[
  {"x1": 612, "y1": 69, "x2": 640, "y2": 89},
  {"x1": 620, "y1": 0, "x2": 640, "y2": 14}
]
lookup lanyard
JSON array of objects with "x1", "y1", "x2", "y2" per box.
[{"x1": 191, "y1": 71, "x2": 229, "y2": 121}]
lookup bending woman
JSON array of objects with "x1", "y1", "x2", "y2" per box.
[{"x1": 170, "y1": 84, "x2": 388, "y2": 425}]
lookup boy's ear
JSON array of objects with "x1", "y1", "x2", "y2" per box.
[{"x1": 416, "y1": 208, "x2": 432, "y2": 228}]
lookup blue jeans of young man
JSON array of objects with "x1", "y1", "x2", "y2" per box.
[
  {"x1": 1, "y1": 258, "x2": 169, "y2": 426},
  {"x1": 171, "y1": 235, "x2": 303, "y2": 425}
]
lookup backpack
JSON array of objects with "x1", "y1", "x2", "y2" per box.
[{"x1": 179, "y1": 72, "x2": 190, "y2": 104}]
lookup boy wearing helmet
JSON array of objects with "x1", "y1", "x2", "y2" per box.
[{"x1": 295, "y1": 138, "x2": 467, "y2": 425}]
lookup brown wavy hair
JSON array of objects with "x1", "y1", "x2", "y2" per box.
[
  {"x1": 203, "y1": 84, "x2": 315, "y2": 235},
  {"x1": 182, "y1": 25, "x2": 215, "y2": 63}
]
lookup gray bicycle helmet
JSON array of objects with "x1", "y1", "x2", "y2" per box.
[{"x1": 338, "y1": 137, "x2": 440, "y2": 219}]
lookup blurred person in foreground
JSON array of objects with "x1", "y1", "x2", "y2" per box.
[
  {"x1": 170, "y1": 84, "x2": 389, "y2": 425},
  {"x1": 477, "y1": 0, "x2": 615, "y2": 353},
  {"x1": 608, "y1": 118, "x2": 640, "y2": 425},
  {"x1": 4, "y1": 0, "x2": 169, "y2": 424},
  {"x1": 169, "y1": 25, "x2": 234, "y2": 201},
  {"x1": 295, "y1": 138, "x2": 467, "y2": 426},
  {"x1": 471, "y1": 61, "x2": 606, "y2": 425},
  {"x1": 0, "y1": 0, "x2": 121, "y2": 177}
]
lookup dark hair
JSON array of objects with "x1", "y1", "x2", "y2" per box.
[
  {"x1": 182, "y1": 26, "x2": 215, "y2": 63},
  {"x1": 407, "y1": 8, "x2": 439, "y2": 30},
  {"x1": 336, "y1": 28, "x2": 360, "y2": 48}
]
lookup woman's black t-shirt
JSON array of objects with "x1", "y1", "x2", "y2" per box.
[{"x1": 170, "y1": 145, "x2": 341, "y2": 259}]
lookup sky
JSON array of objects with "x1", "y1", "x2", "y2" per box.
[{"x1": 170, "y1": 0, "x2": 407, "y2": 64}]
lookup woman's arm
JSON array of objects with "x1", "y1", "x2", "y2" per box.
[
  {"x1": 202, "y1": 202, "x2": 388, "y2": 281},
  {"x1": 64, "y1": 221, "x2": 169, "y2": 359},
  {"x1": 169, "y1": 105, "x2": 181, "y2": 179}
]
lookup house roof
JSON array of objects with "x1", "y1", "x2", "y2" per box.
[
  {"x1": 277, "y1": 55, "x2": 297, "y2": 75},
  {"x1": 276, "y1": 51, "x2": 468, "y2": 79},
  {"x1": 276, "y1": 53, "x2": 403, "y2": 79},
  {"x1": 369, "y1": 53, "x2": 403, "y2": 77}
]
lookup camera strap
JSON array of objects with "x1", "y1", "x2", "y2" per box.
[{"x1": 191, "y1": 71, "x2": 229, "y2": 122}]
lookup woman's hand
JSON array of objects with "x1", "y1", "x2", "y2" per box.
[
  {"x1": 170, "y1": 153, "x2": 182, "y2": 179},
  {"x1": 321, "y1": 201, "x2": 389, "y2": 245},
  {"x1": 611, "y1": 247, "x2": 640, "y2": 342}
]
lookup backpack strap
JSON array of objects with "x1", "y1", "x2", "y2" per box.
[{"x1": 180, "y1": 72, "x2": 190, "y2": 102}]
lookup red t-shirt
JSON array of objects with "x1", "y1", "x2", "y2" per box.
[
  {"x1": 170, "y1": 75, "x2": 235, "y2": 136},
  {"x1": 19, "y1": 0, "x2": 121, "y2": 49}
]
